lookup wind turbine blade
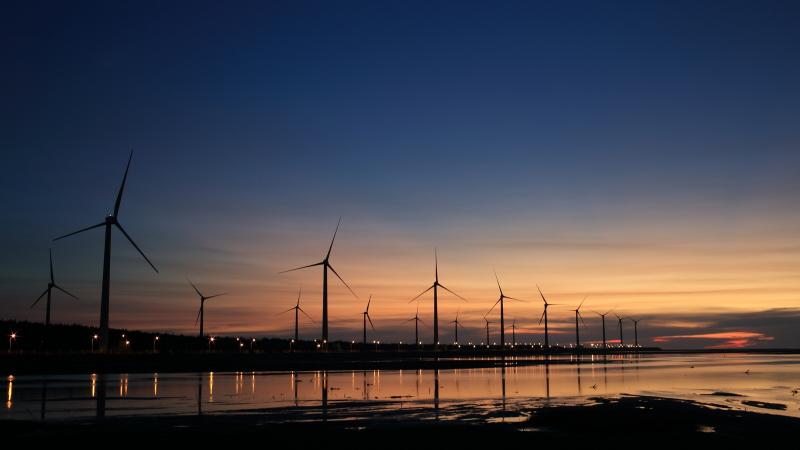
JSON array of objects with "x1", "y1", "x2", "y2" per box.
[
  {"x1": 538, "y1": 310, "x2": 546, "y2": 325},
  {"x1": 279, "y1": 261, "x2": 324, "y2": 274},
  {"x1": 298, "y1": 306, "x2": 315, "y2": 322},
  {"x1": 536, "y1": 285, "x2": 548, "y2": 305},
  {"x1": 438, "y1": 283, "x2": 467, "y2": 302},
  {"x1": 577, "y1": 297, "x2": 586, "y2": 310},
  {"x1": 49, "y1": 248, "x2": 54, "y2": 282},
  {"x1": 204, "y1": 293, "x2": 226, "y2": 300},
  {"x1": 53, "y1": 284, "x2": 79, "y2": 300},
  {"x1": 187, "y1": 278, "x2": 203, "y2": 297},
  {"x1": 277, "y1": 307, "x2": 296, "y2": 315},
  {"x1": 504, "y1": 295, "x2": 526, "y2": 302},
  {"x1": 366, "y1": 295, "x2": 372, "y2": 312},
  {"x1": 114, "y1": 149, "x2": 134, "y2": 217},
  {"x1": 31, "y1": 288, "x2": 49, "y2": 308},
  {"x1": 579, "y1": 312, "x2": 587, "y2": 327},
  {"x1": 296, "y1": 288, "x2": 302, "y2": 306},
  {"x1": 115, "y1": 222, "x2": 158, "y2": 273},
  {"x1": 367, "y1": 314, "x2": 375, "y2": 330},
  {"x1": 493, "y1": 270, "x2": 502, "y2": 294},
  {"x1": 486, "y1": 298, "x2": 501, "y2": 316},
  {"x1": 327, "y1": 263, "x2": 358, "y2": 298},
  {"x1": 53, "y1": 222, "x2": 105, "y2": 241},
  {"x1": 194, "y1": 307, "x2": 202, "y2": 325},
  {"x1": 434, "y1": 248, "x2": 438, "y2": 281},
  {"x1": 326, "y1": 217, "x2": 342, "y2": 260},
  {"x1": 409, "y1": 284, "x2": 434, "y2": 303}
]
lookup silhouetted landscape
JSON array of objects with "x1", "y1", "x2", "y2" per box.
[{"x1": 4, "y1": 0, "x2": 800, "y2": 442}]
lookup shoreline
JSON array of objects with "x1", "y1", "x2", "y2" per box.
[
  {"x1": 3, "y1": 395, "x2": 799, "y2": 439},
  {"x1": 2, "y1": 348, "x2": 798, "y2": 375}
]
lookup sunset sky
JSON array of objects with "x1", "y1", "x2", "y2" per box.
[{"x1": 2, "y1": 1, "x2": 799, "y2": 348}]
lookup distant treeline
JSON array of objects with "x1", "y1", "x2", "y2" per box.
[{"x1": 0, "y1": 320, "x2": 325, "y2": 353}]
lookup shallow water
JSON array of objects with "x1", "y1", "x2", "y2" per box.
[{"x1": 3, "y1": 353, "x2": 800, "y2": 422}]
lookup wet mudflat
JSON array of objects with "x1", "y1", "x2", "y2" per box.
[{"x1": 2, "y1": 353, "x2": 799, "y2": 438}]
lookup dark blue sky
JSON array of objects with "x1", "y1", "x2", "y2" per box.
[{"x1": 2, "y1": 1, "x2": 799, "y2": 346}]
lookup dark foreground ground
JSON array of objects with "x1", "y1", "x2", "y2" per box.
[{"x1": 3, "y1": 396, "x2": 798, "y2": 443}]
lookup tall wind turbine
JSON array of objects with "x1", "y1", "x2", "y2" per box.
[
  {"x1": 410, "y1": 249, "x2": 466, "y2": 346},
  {"x1": 629, "y1": 318, "x2": 641, "y2": 347},
  {"x1": 53, "y1": 150, "x2": 158, "y2": 352},
  {"x1": 280, "y1": 218, "x2": 357, "y2": 342},
  {"x1": 31, "y1": 249, "x2": 79, "y2": 331},
  {"x1": 188, "y1": 279, "x2": 226, "y2": 338},
  {"x1": 449, "y1": 309, "x2": 464, "y2": 344},
  {"x1": 536, "y1": 286, "x2": 561, "y2": 348},
  {"x1": 571, "y1": 298, "x2": 587, "y2": 348},
  {"x1": 405, "y1": 305, "x2": 424, "y2": 344},
  {"x1": 361, "y1": 295, "x2": 375, "y2": 345},
  {"x1": 486, "y1": 271, "x2": 524, "y2": 347},
  {"x1": 616, "y1": 314, "x2": 625, "y2": 347},
  {"x1": 593, "y1": 310, "x2": 612, "y2": 349},
  {"x1": 278, "y1": 288, "x2": 314, "y2": 342}
]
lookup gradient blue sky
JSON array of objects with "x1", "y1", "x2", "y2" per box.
[{"x1": 2, "y1": 1, "x2": 799, "y2": 348}]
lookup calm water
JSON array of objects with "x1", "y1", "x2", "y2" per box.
[{"x1": 3, "y1": 354, "x2": 800, "y2": 422}]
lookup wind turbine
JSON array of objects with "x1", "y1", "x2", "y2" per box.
[
  {"x1": 31, "y1": 249, "x2": 78, "y2": 337},
  {"x1": 410, "y1": 249, "x2": 466, "y2": 346},
  {"x1": 628, "y1": 318, "x2": 641, "y2": 347},
  {"x1": 278, "y1": 288, "x2": 314, "y2": 342},
  {"x1": 510, "y1": 319, "x2": 517, "y2": 346},
  {"x1": 449, "y1": 309, "x2": 464, "y2": 344},
  {"x1": 280, "y1": 218, "x2": 357, "y2": 342},
  {"x1": 188, "y1": 279, "x2": 226, "y2": 338},
  {"x1": 536, "y1": 286, "x2": 561, "y2": 348},
  {"x1": 405, "y1": 305, "x2": 424, "y2": 345},
  {"x1": 53, "y1": 150, "x2": 158, "y2": 352},
  {"x1": 361, "y1": 295, "x2": 375, "y2": 345},
  {"x1": 486, "y1": 271, "x2": 525, "y2": 347},
  {"x1": 593, "y1": 310, "x2": 612, "y2": 349},
  {"x1": 571, "y1": 297, "x2": 587, "y2": 348},
  {"x1": 616, "y1": 314, "x2": 625, "y2": 347}
]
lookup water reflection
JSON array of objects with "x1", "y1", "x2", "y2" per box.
[
  {"x1": 3, "y1": 354, "x2": 799, "y2": 422},
  {"x1": 197, "y1": 374, "x2": 202, "y2": 415},
  {"x1": 7, "y1": 376, "x2": 13, "y2": 409},
  {"x1": 39, "y1": 381, "x2": 47, "y2": 420},
  {"x1": 95, "y1": 373, "x2": 106, "y2": 418}
]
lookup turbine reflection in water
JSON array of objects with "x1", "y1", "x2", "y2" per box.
[{"x1": 4, "y1": 355, "x2": 799, "y2": 422}]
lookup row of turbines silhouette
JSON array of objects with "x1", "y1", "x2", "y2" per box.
[{"x1": 33, "y1": 151, "x2": 645, "y2": 353}]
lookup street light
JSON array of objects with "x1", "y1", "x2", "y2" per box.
[
  {"x1": 209, "y1": 336, "x2": 215, "y2": 352},
  {"x1": 9, "y1": 332, "x2": 17, "y2": 352},
  {"x1": 153, "y1": 335, "x2": 160, "y2": 352},
  {"x1": 250, "y1": 338, "x2": 256, "y2": 351},
  {"x1": 91, "y1": 334, "x2": 98, "y2": 352}
]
